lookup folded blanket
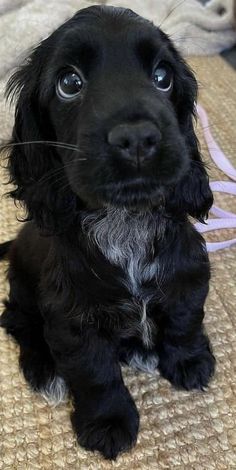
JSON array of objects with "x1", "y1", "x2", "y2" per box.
[
  {"x1": 0, "y1": 0, "x2": 235, "y2": 82},
  {"x1": 111, "y1": 0, "x2": 236, "y2": 55}
]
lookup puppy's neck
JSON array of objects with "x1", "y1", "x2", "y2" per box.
[
  {"x1": 81, "y1": 207, "x2": 166, "y2": 247},
  {"x1": 81, "y1": 207, "x2": 166, "y2": 283}
]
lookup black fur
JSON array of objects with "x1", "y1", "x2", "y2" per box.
[
  {"x1": 0, "y1": 240, "x2": 13, "y2": 259},
  {"x1": 0, "y1": 6, "x2": 215, "y2": 460}
]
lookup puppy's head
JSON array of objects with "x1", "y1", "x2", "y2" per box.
[{"x1": 5, "y1": 5, "x2": 213, "y2": 232}]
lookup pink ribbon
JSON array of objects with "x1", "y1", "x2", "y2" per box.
[{"x1": 195, "y1": 104, "x2": 236, "y2": 252}]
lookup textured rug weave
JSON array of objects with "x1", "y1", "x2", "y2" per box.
[{"x1": 0, "y1": 56, "x2": 236, "y2": 469}]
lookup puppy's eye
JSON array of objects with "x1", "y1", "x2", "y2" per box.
[
  {"x1": 57, "y1": 70, "x2": 83, "y2": 99},
  {"x1": 153, "y1": 62, "x2": 173, "y2": 92}
]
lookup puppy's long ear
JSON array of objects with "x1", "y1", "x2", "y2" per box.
[
  {"x1": 5, "y1": 47, "x2": 77, "y2": 234},
  {"x1": 175, "y1": 116, "x2": 213, "y2": 222},
  {"x1": 170, "y1": 52, "x2": 213, "y2": 221}
]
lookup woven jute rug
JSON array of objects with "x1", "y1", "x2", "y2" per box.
[{"x1": 0, "y1": 56, "x2": 235, "y2": 469}]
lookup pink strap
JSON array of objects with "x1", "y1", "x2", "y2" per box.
[
  {"x1": 195, "y1": 104, "x2": 236, "y2": 252},
  {"x1": 197, "y1": 105, "x2": 236, "y2": 181}
]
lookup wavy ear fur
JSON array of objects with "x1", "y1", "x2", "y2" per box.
[
  {"x1": 5, "y1": 48, "x2": 78, "y2": 234},
  {"x1": 169, "y1": 49, "x2": 213, "y2": 221},
  {"x1": 175, "y1": 116, "x2": 213, "y2": 222}
]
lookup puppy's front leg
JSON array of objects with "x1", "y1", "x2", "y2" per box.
[
  {"x1": 157, "y1": 282, "x2": 215, "y2": 391},
  {"x1": 44, "y1": 321, "x2": 139, "y2": 460}
]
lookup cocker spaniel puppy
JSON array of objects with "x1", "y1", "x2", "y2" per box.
[{"x1": 0, "y1": 5, "x2": 215, "y2": 460}]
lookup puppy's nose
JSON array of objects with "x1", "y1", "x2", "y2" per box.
[{"x1": 108, "y1": 121, "x2": 161, "y2": 163}]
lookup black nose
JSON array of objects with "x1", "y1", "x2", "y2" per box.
[{"x1": 108, "y1": 121, "x2": 161, "y2": 165}]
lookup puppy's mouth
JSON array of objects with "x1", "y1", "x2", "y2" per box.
[
  {"x1": 66, "y1": 138, "x2": 190, "y2": 210},
  {"x1": 93, "y1": 155, "x2": 189, "y2": 208},
  {"x1": 95, "y1": 176, "x2": 166, "y2": 210}
]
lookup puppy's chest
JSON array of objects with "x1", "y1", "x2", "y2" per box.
[
  {"x1": 82, "y1": 209, "x2": 164, "y2": 346},
  {"x1": 84, "y1": 208, "x2": 160, "y2": 295},
  {"x1": 100, "y1": 221, "x2": 158, "y2": 298}
]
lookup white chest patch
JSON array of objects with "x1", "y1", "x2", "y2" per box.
[{"x1": 82, "y1": 208, "x2": 165, "y2": 347}]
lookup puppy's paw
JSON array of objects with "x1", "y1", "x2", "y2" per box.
[
  {"x1": 72, "y1": 408, "x2": 139, "y2": 460},
  {"x1": 20, "y1": 346, "x2": 56, "y2": 386},
  {"x1": 159, "y1": 349, "x2": 215, "y2": 391}
]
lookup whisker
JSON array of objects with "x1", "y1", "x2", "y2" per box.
[
  {"x1": 170, "y1": 33, "x2": 220, "y2": 44},
  {"x1": 158, "y1": 0, "x2": 187, "y2": 29},
  {"x1": 200, "y1": 145, "x2": 235, "y2": 153},
  {"x1": 37, "y1": 167, "x2": 72, "y2": 185},
  {"x1": 0, "y1": 140, "x2": 87, "y2": 155},
  {"x1": 37, "y1": 158, "x2": 89, "y2": 185},
  {"x1": 192, "y1": 117, "x2": 236, "y2": 133},
  {"x1": 56, "y1": 179, "x2": 76, "y2": 195}
]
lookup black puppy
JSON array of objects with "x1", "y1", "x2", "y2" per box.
[{"x1": 0, "y1": 5, "x2": 215, "y2": 460}]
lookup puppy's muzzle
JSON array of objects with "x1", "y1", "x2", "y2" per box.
[{"x1": 108, "y1": 121, "x2": 161, "y2": 169}]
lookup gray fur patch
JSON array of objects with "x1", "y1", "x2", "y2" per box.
[
  {"x1": 82, "y1": 208, "x2": 163, "y2": 297},
  {"x1": 82, "y1": 208, "x2": 166, "y2": 347},
  {"x1": 40, "y1": 376, "x2": 68, "y2": 406},
  {"x1": 128, "y1": 352, "x2": 159, "y2": 373}
]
